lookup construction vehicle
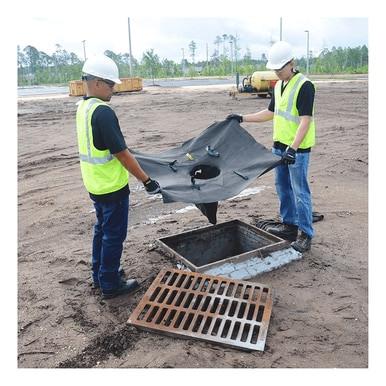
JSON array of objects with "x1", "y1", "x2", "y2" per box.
[{"x1": 230, "y1": 71, "x2": 279, "y2": 99}]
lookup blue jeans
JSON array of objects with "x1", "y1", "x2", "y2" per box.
[
  {"x1": 272, "y1": 147, "x2": 314, "y2": 238},
  {"x1": 91, "y1": 196, "x2": 129, "y2": 292}
]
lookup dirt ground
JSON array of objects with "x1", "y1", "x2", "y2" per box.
[{"x1": 17, "y1": 78, "x2": 368, "y2": 368}]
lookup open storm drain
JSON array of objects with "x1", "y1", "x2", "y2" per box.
[
  {"x1": 128, "y1": 268, "x2": 273, "y2": 351},
  {"x1": 156, "y1": 220, "x2": 298, "y2": 279}
]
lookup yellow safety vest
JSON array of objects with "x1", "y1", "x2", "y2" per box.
[
  {"x1": 273, "y1": 73, "x2": 316, "y2": 149},
  {"x1": 76, "y1": 98, "x2": 128, "y2": 195}
]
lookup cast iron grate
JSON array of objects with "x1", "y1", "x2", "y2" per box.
[{"x1": 128, "y1": 268, "x2": 273, "y2": 351}]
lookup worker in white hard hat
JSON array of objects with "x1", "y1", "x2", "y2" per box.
[
  {"x1": 76, "y1": 54, "x2": 161, "y2": 299},
  {"x1": 226, "y1": 41, "x2": 316, "y2": 253}
]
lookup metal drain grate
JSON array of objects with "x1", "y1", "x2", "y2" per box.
[{"x1": 128, "y1": 268, "x2": 273, "y2": 351}]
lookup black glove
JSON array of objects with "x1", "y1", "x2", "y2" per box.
[
  {"x1": 226, "y1": 113, "x2": 243, "y2": 123},
  {"x1": 282, "y1": 146, "x2": 296, "y2": 165},
  {"x1": 144, "y1": 178, "x2": 161, "y2": 194}
]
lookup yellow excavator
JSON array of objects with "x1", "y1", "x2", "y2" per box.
[{"x1": 230, "y1": 71, "x2": 279, "y2": 99}]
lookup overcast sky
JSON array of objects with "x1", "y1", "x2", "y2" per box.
[{"x1": 17, "y1": 15, "x2": 368, "y2": 63}]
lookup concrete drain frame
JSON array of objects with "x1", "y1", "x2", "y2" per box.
[
  {"x1": 128, "y1": 268, "x2": 273, "y2": 351},
  {"x1": 156, "y1": 219, "x2": 300, "y2": 279}
]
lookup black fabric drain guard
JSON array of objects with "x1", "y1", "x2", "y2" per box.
[{"x1": 128, "y1": 268, "x2": 273, "y2": 351}]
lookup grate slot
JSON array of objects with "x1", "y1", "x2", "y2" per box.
[
  {"x1": 167, "y1": 272, "x2": 179, "y2": 286},
  {"x1": 182, "y1": 313, "x2": 195, "y2": 330},
  {"x1": 183, "y1": 293, "x2": 195, "y2": 308},
  {"x1": 225, "y1": 283, "x2": 235, "y2": 297},
  {"x1": 184, "y1": 275, "x2": 195, "y2": 289},
  {"x1": 146, "y1": 306, "x2": 159, "y2": 323},
  {"x1": 201, "y1": 296, "x2": 212, "y2": 312},
  {"x1": 250, "y1": 325, "x2": 261, "y2": 344},
  {"x1": 220, "y1": 320, "x2": 232, "y2": 339},
  {"x1": 246, "y1": 304, "x2": 256, "y2": 320},
  {"x1": 166, "y1": 289, "x2": 178, "y2": 305},
  {"x1": 192, "y1": 314, "x2": 204, "y2": 332},
  {"x1": 209, "y1": 297, "x2": 221, "y2": 314},
  {"x1": 157, "y1": 288, "x2": 169, "y2": 303},
  {"x1": 175, "y1": 273, "x2": 187, "y2": 288},
  {"x1": 175, "y1": 291, "x2": 187, "y2": 307},
  {"x1": 230, "y1": 322, "x2": 241, "y2": 340},
  {"x1": 201, "y1": 316, "x2": 214, "y2": 335},
  {"x1": 155, "y1": 308, "x2": 168, "y2": 325},
  {"x1": 137, "y1": 304, "x2": 151, "y2": 321},
  {"x1": 217, "y1": 281, "x2": 227, "y2": 295},
  {"x1": 241, "y1": 323, "x2": 251, "y2": 342},
  {"x1": 234, "y1": 284, "x2": 244, "y2": 299},
  {"x1": 128, "y1": 268, "x2": 273, "y2": 351},
  {"x1": 192, "y1": 294, "x2": 204, "y2": 310},
  {"x1": 237, "y1": 302, "x2": 247, "y2": 319},
  {"x1": 200, "y1": 278, "x2": 211, "y2": 292},
  {"x1": 192, "y1": 277, "x2": 202, "y2": 290},
  {"x1": 243, "y1": 285, "x2": 252, "y2": 300},
  {"x1": 149, "y1": 287, "x2": 161, "y2": 302},
  {"x1": 210, "y1": 318, "x2": 223, "y2": 336},
  {"x1": 251, "y1": 286, "x2": 261, "y2": 302},
  {"x1": 256, "y1": 305, "x2": 265, "y2": 322},
  {"x1": 164, "y1": 309, "x2": 177, "y2": 327},
  {"x1": 219, "y1": 299, "x2": 230, "y2": 315},
  {"x1": 209, "y1": 280, "x2": 219, "y2": 294},
  {"x1": 160, "y1": 270, "x2": 172, "y2": 284},
  {"x1": 260, "y1": 287, "x2": 269, "y2": 303}
]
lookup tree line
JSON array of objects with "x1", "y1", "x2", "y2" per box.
[{"x1": 17, "y1": 38, "x2": 368, "y2": 86}]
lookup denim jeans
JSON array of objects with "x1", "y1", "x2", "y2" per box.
[
  {"x1": 91, "y1": 196, "x2": 129, "y2": 292},
  {"x1": 272, "y1": 147, "x2": 314, "y2": 238}
]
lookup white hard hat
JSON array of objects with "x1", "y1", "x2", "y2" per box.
[
  {"x1": 266, "y1": 41, "x2": 294, "y2": 70},
  {"x1": 82, "y1": 55, "x2": 121, "y2": 84}
]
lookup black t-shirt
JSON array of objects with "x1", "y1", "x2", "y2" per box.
[
  {"x1": 84, "y1": 97, "x2": 130, "y2": 202},
  {"x1": 268, "y1": 72, "x2": 315, "y2": 116}
]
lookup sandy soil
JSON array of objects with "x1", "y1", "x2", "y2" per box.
[{"x1": 17, "y1": 79, "x2": 368, "y2": 368}]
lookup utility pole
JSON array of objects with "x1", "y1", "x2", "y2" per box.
[
  {"x1": 305, "y1": 30, "x2": 310, "y2": 75},
  {"x1": 82, "y1": 40, "x2": 87, "y2": 61},
  {"x1": 128, "y1": 17, "x2": 133, "y2": 77},
  {"x1": 280, "y1": 17, "x2": 283, "y2": 41}
]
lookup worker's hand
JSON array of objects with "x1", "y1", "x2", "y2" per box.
[
  {"x1": 282, "y1": 147, "x2": 296, "y2": 165},
  {"x1": 226, "y1": 114, "x2": 243, "y2": 123},
  {"x1": 144, "y1": 178, "x2": 161, "y2": 194}
]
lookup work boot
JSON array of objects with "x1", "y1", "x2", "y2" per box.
[
  {"x1": 265, "y1": 223, "x2": 298, "y2": 241},
  {"x1": 291, "y1": 231, "x2": 312, "y2": 253},
  {"x1": 92, "y1": 267, "x2": 125, "y2": 289},
  {"x1": 101, "y1": 279, "x2": 140, "y2": 300}
]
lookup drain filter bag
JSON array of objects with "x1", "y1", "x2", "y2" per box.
[{"x1": 132, "y1": 119, "x2": 281, "y2": 222}]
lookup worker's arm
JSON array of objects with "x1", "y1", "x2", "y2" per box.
[
  {"x1": 243, "y1": 109, "x2": 274, "y2": 123},
  {"x1": 114, "y1": 149, "x2": 149, "y2": 182},
  {"x1": 290, "y1": 116, "x2": 312, "y2": 150}
]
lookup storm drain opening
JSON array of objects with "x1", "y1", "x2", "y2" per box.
[
  {"x1": 128, "y1": 268, "x2": 273, "y2": 351},
  {"x1": 156, "y1": 219, "x2": 296, "y2": 279}
]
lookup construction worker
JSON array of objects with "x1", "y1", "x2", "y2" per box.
[
  {"x1": 76, "y1": 54, "x2": 161, "y2": 299},
  {"x1": 226, "y1": 41, "x2": 315, "y2": 253}
]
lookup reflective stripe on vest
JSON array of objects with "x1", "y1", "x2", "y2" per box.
[{"x1": 79, "y1": 98, "x2": 114, "y2": 164}]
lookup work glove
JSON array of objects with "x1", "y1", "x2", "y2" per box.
[
  {"x1": 144, "y1": 178, "x2": 161, "y2": 194},
  {"x1": 282, "y1": 146, "x2": 296, "y2": 165},
  {"x1": 226, "y1": 113, "x2": 243, "y2": 123}
]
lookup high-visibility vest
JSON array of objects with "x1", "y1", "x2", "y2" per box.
[
  {"x1": 76, "y1": 98, "x2": 128, "y2": 195},
  {"x1": 273, "y1": 73, "x2": 316, "y2": 149}
]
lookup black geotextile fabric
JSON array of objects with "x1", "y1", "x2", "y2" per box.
[{"x1": 131, "y1": 119, "x2": 282, "y2": 224}]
